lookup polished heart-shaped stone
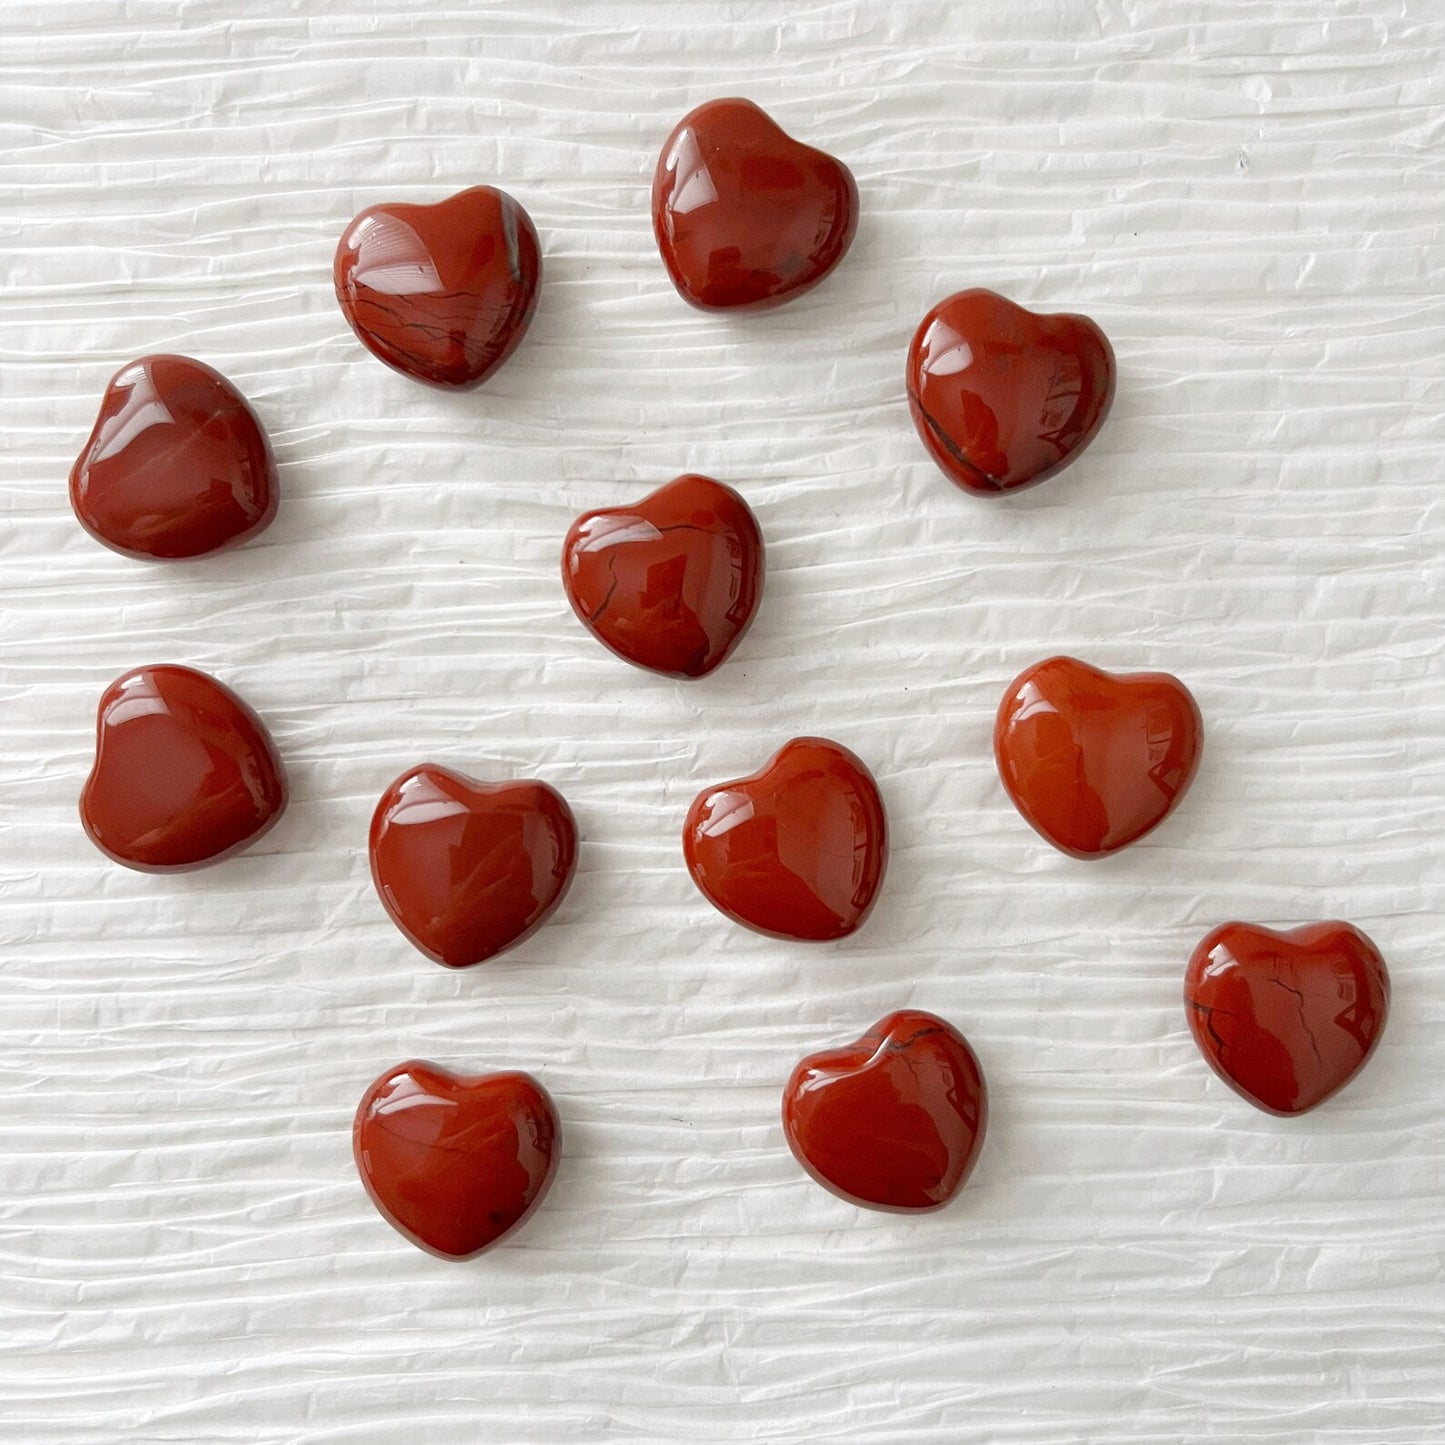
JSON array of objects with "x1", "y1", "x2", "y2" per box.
[
  {"x1": 683, "y1": 737, "x2": 887, "y2": 942},
  {"x1": 353, "y1": 1060, "x2": 560, "y2": 1260},
  {"x1": 369, "y1": 764, "x2": 577, "y2": 969},
  {"x1": 80, "y1": 664, "x2": 287, "y2": 872},
  {"x1": 334, "y1": 186, "x2": 541, "y2": 389},
  {"x1": 907, "y1": 288, "x2": 1115, "y2": 495},
  {"x1": 652, "y1": 97, "x2": 858, "y2": 311},
  {"x1": 561, "y1": 473, "x2": 765, "y2": 680},
  {"x1": 782, "y1": 1010, "x2": 988, "y2": 1213},
  {"x1": 1185, "y1": 922, "x2": 1390, "y2": 1116},
  {"x1": 994, "y1": 655, "x2": 1202, "y2": 859},
  {"x1": 69, "y1": 355, "x2": 278, "y2": 560}
]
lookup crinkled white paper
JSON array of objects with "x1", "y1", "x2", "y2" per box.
[{"x1": 1, "y1": 3, "x2": 1443, "y2": 1441}]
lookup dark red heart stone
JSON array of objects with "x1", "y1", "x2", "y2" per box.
[
  {"x1": 782, "y1": 1010, "x2": 988, "y2": 1213},
  {"x1": 69, "y1": 355, "x2": 278, "y2": 560},
  {"x1": 907, "y1": 288, "x2": 1115, "y2": 495},
  {"x1": 353, "y1": 1061, "x2": 561, "y2": 1260},
  {"x1": 994, "y1": 655, "x2": 1202, "y2": 859},
  {"x1": 561, "y1": 473, "x2": 765, "y2": 680},
  {"x1": 80, "y1": 664, "x2": 287, "y2": 872},
  {"x1": 333, "y1": 186, "x2": 541, "y2": 389},
  {"x1": 683, "y1": 737, "x2": 887, "y2": 942},
  {"x1": 368, "y1": 764, "x2": 577, "y2": 969},
  {"x1": 1185, "y1": 922, "x2": 1390, "y2": 1116},
  {"x1": 652, "y1": 98, "x2": 858, "y2": 311}
]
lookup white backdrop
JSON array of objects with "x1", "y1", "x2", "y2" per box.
[{"x1": 2, "y1": 3, "x2": 1442, "y2": 1441}]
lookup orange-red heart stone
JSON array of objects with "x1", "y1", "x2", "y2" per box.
[
  {"x1": 994, "y1": 656, "x2": 1202, "y2": 859},
  {"x1": 561, "y1": 474, "x2": 765, "y2": 679},
  {"x1": 683, "y1": 737, "x2": 887, "y2": 941},
  {"x1": 353, "y1": 1061, "x2": 560, "y2": 1260},
  {"x1": 782, "y1": 1010, "x2": 988, "y2": 1212},
  {"x1": 907, "y1": 288, "x2": 1115, "y2": 495},
  {"x1": 369, "y1": 764, "x2": 577, "y2": 968},
  {"x1": 1185, "y1": 922, "x2": 1390, "y2": 1116},
  {"x1": 69, "y1": 355, "x2": 278, "y2": 560},
  {"x1": 652, "y1": 98, "x2": 858, "y2": 311},
  {"x1": 333, "y1": 186, "x2": 541, "y2": 389},
  {"x1": 80, "y1": 664, "x2": 287, "y2": 872}
]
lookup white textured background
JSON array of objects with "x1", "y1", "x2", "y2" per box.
[{"x1": 2, "y1": 2, "x2": 1443, "y2": 1441}]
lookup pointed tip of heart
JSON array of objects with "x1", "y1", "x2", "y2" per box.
[
  {"x1": 652, "y1": 97, "x2": 858, "y2": 312},
  {"x1": 1185, "y1": 921, "x2": 1390, "y2": 1116}
]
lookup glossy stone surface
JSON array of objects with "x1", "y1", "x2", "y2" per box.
[
  {"x1": 69, "y1": 355, "x2": 277, "y2": 560},
  {"x1": 652, "y1": 97, "x2": 858, "y2": 311},
  {"x1": 994, "y1": 656, "x2": 1202, "y2": 859},
  {"x1": 369, "y1": 764, "x2": 577, "y2": 969},
  {"x1": 683, "y1": 737, "x2": 887, "y2": 941},
  {"x1": 907, "y1": 288, "x2": 1115, "y2": 495},
  {"x1": 1185, "y1": 922, "x2": 1390, "y2": 1117},
  {"x1": 334, "y1": 186, "x2": 541, "y2": 389},
  {"x1": 80, "y1": 664, "x2": 287, "y2": 872},
  {"x1": 783, "y1": 1010, "x2": 988, "y2": 1213},
  {"x1": 562, "y1": 474, "x2": 765, "y2": 680},
  {"x1": 353, "y1": 1061, "x2": 560, "y2": 1260}
]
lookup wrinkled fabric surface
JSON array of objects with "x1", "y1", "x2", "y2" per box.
[{"x1": 1, "y1": 2, "x2": 1442, "y2": 1441}]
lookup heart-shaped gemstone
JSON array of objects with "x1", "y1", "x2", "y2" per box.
[
  {"x1": 561, "y1": 474, "x2": 765, "y2": 680},
  {"x1": 652, "y1": 98, "x2": 858, "y2": 311},
  {"x1": 994, "y1": 656, "x2": 1202, "y2": 859},
  {"x1": 334, "y1": 186, "x2": 542, "y2": 389},
  {"x1": 369, "y1": 764, "x2": 577, "y2": 969},
  {"x1": 1185, "y1": 922, "x2": 1390, "y2": 1116},
  {"x1": 683, "y1": 737, "x2": 887, "y2": 941},
  {"x1": 906, "y1": 288, "x2": 1115, "y2": 495},
  {"x1": 353, "y1": 1060, "x2": 560, "y2": 1259},
  {"x1": 782, "y1": 1010, "x2": 988, "y2": 1212},
  {"x1": 80, "y1": 664, "x2": 287, "y2": 872},
  {"x1": 69, "y1": 355, "x2": 278, "y2": 560}
]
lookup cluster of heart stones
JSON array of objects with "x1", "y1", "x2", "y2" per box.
[{"x1": 70, "y1": 98, "x2": 1391, "y2": 1261}]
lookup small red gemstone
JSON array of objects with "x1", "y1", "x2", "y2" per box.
[
  {"x1": 783, "y1": 1010, "x2": 988, "y2": 1212},
  {"x1": 562, "y1": 474, "x2": 765, "y2": 679},
  {"x1": 652, "y1": 98, "x2": 858, "y2": 311},
  {"x1": 1185, "y1": 922, "x2": 1390, "y2": 1116},
  {"x1": 80, "y1": 664, "x2": 287, "y2": 872},
  {"x1": 69, "y1": 355, "x2": 277, "y2": 560},
  {"x1": 369, "y1": 764, "x2": 577, "y2": 969},
  {"x1": 907, "y1": 289, "x2": 1115, "y2": 495},
  {"x1": 354, "y1": 1061, "x2": 561, "y2": 1259},
  {"x1": 683, "y1": 737, "x2": 887, "y2": 941},
  {"x1": 994, "y1": 656, "x2": 1202, "y2": 858},
  {"x1": 334, "y1": 186, "x2": 541, "y2": 389}
]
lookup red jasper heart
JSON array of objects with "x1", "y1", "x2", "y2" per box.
[
  {"x1": 353, "y1": 1060, "x2": 560, "y2": 1260},
  {"x1": 994, "y1": 656, "x2": 1202, "y2": 859},
  {"x1": 782, "y1": 1010, "x2": 988, "y2": 1213},
  {"x1": 652, "y1": 98, "x2": 858, "y2": 311},
  {"x1": 1185, "y1": 922, "x2": 1390, "y2": 1117},
  {"x1": 369, "y1": 764, "x2": 577, "y2": 969},
  {"x1": 69, "y1": 355, "x2": 278, "y2": 560},
  {"x1": 334, "y1": 186, "x2": 541, "y2": 389},
  {"x1": 683, "y1": 737, "x2": 887, "y2": 942},
  {"x1": 561, "y1": 474, "x2": 765, "y2": 680},
  {"x1": 80, "y1": 664, "x2": 287, "y2": 872},
  {"x1": 907, "y1": 288, "x2": 1115, "y2": 495}
]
